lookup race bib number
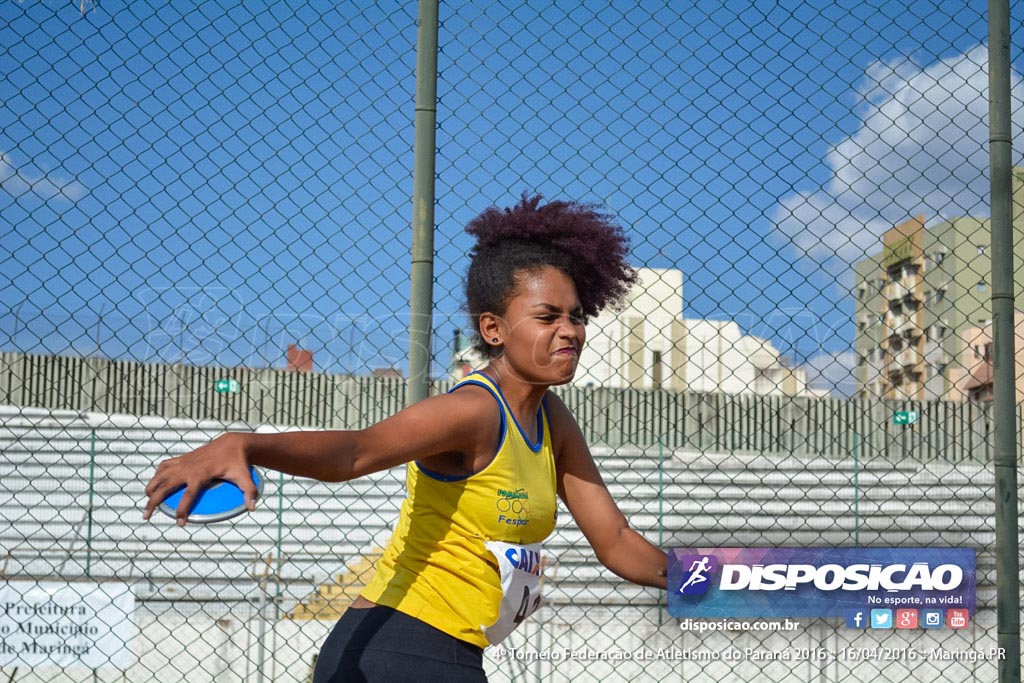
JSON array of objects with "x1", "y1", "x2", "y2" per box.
[{"x1": 482, "y1": 541, "x2": 543, "y2": 645}]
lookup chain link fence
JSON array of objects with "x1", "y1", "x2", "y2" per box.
[{"x1": 1, "y1": 1, "x2": 1022, "y2": 681}]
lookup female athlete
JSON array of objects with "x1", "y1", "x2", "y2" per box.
[{"x1": 143, "y1": 194, "x2": 669, "y2": 681}]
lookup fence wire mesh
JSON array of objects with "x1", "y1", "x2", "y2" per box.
[{"x1": 0, "y1": 1, "x2": 1022, "y2": 682}]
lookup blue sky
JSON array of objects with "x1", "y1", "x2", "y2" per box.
[{"x1": 1, "y1": 1, "x2": 1021, "y2": 393}]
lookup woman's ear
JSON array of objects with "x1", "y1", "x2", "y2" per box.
[{"x1": 478, "y1": 312, "x2": 503, "y2": 349}]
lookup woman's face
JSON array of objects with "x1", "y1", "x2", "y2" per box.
[{"x1": 490, "y1": 266, "x2": 586, "y2": 386}]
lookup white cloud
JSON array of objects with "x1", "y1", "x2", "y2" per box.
[
  {"x1": 772, "y1": 44, "x2": 1023, "y2": 268},
  {"x1": 0, "y1": 151, "x2": 86, "y2": 201},
  {"x1": 802, "y1": 350, "x2": 858, "y2": 397}
]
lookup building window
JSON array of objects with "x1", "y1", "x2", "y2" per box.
[
  {"x1": 934, "y1": 288, "x2": 946, "y2": 303},
  {"x1": 651, "y1": 350, "x2": 663, "y2": 387}
]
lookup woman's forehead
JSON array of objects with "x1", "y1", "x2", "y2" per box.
[{"x1": 510, "y1": 267, "x2": 580, "y2": 307}]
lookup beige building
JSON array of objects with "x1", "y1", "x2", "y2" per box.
[
  {"x1": 452, "y1": 266, "x2": 820, "y2": 398},
  {"x1": 574, "y1": 268, "x2": 818, "y2": 397},
  {"x1": 449, "y1": 269, "x2": 686, "y2": 386},
  {"x1": 573, "y1": 268, "x2": 687, "y2": 390},
  {"x1": 683, "y1": 319, "x2": 816, "y2": 396},
  {"x1": 947, "y1": 310, "x2": 1024, "y2": 402}
]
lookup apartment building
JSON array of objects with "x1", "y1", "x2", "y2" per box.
[{"x1": 853, "y1": 174, "x2": 1024, "y2": 399}]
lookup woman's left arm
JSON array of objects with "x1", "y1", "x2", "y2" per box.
[{"x1": 546, "y1": 393, "x2": 667, "y2": 589}]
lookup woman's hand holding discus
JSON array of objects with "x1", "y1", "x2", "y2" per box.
[
  {"x1": 143, "y1": 432, "x2": 259, "y2": 527},
  {"x1": 141, "y1": 396, "x2": 491, "y2": 527}
]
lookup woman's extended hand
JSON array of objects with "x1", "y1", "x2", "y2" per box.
[{"x1": 142, "y1": 432, "x2": 258, "y2": 527}]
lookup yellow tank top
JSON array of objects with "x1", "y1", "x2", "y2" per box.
[{"x1": 360, "y1": 372, "x2": 558, "y2": 647}]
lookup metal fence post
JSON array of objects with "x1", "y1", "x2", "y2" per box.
[
  {"x1": 988, "y1": 2, "x2": 1022, "y2": 680},
  {"x1": 408, "y1": 0, "x2": 440, "y2": 406}
]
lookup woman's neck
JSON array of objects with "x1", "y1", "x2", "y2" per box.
[{"x1": 480, "y1": 361, "x2": 548, "y2": 424}]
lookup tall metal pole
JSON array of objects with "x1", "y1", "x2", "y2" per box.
[
  {"x1": 407, "y1": 0, "x2": 440, "y2": 406},
  {"x1": 988, "y1": 3, "x2": 1021, "y2": 681}
]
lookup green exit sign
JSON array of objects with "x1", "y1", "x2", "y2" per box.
[
  {"x1": 893, "y1": 410, "x2": 919, "y2": 425},
  {"x1": 215, "y1": 378, "x2": 240, "y2": 394}
]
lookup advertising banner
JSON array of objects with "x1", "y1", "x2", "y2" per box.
[{"x1": 668, "y1": 548, "x2": 975, "y2": 627}]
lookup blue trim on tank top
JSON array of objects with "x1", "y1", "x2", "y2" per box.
[
  {"x1": 473, "y1": 371, "x2": 544, "y2": 453},
  {"x1": 413, "y1": 378, "x2": 508, "y2": 482},
  {"x1": 415, "y1": 462, "x2": 471, "y2": 482}
]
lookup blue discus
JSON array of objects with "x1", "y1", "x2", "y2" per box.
[{"x1": 158, "y1": 466, "x2": 263, "y2": 524}]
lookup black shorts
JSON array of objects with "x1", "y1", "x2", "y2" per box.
[{"x1": 312, "y1": 604, "x2": 487, "y2": 682}]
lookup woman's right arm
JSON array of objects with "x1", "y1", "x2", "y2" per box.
[{"x1": 142, "y1": 389, "x2": 491, "y2": 526}]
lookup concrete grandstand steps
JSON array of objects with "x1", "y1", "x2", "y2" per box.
[
  {"x1": 4, "y1": 544, "x2": 383, "y2": 593},
  {"x1": 2, "y1": 404, "x2": 1017, "y2": 620},
  {"x1": 546, "y1": 526, "x2": 994, "y2": 557},
  {"x1": 0, "y1": 427, "x2": 228, "y2": 446},
  {"x1": 601, "y1": 468, "x2": 995, "y2": 489},
  {"x1": 591, "y1": 447, "x2": 924, "y2": 469},
  {"x1": 0, "y1": 485, "x2": 406, "y2": 515},
  {"x1": 604, "y1": 479, "x2": 993, "y2": 503},
  {"x1": 608, "y1": 494, "x2": 994, "y2": 517},
  {"x1": 286, "y1": 548, "x2": 384, "y2": 621},
  {"x1": 0, "y1": 405, "x2": 91, "y2": 428}
]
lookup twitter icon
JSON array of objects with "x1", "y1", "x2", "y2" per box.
[{"x1": 870, "y1": 609, "x2": 893, "y2": 629}]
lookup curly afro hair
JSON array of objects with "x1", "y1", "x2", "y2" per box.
[{"x1": 465, "y1": 194, "x2": 636, "y2": 358}]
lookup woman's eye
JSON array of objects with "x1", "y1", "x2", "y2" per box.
[{"x1": 537, "y1": 313, "x2": 583, "y2": 323}]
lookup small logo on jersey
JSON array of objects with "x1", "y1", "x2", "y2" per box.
[
  {"x1": 677, "y1": 554, "x2": 718, "y2": 596},
  {"x1": 496, "y1": 488, "x2": 530, "y2": 526}
]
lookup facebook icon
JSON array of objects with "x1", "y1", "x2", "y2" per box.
[{"x1": 845, "y1": 610, "x2": 867, "y2": 628}]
